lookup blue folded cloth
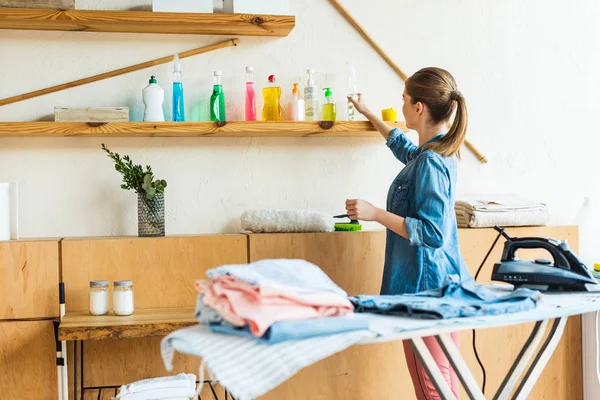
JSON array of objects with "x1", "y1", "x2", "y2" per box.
[
  {"x1": 209, "y1": 316, "x2": 370, "y2": 343},
  {"x1": 350, "y1": 275, "x2": 542, "y2": 319}
]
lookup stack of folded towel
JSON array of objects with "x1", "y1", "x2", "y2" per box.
[
  {"x1": 194, "y1": 259, "x2": 369, "y2": 342},
  {"x1": 116, "y1": 373, "x2": 196, "y2": 400},
  {"x1": 455, "y1": 195, "x2": 550, "y2": 228}
]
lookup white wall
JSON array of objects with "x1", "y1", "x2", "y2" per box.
[{"x1": 0, "y1": 0, "x2": 599, "y2": 238}]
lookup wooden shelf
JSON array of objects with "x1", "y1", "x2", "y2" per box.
[
  {"x1": 0, "y1": 7, "x2": 295, "y2": 37},
  {"x1": 0, "y1": 121, "x2": 408, "y2": 138},
  {"x1": 58, "y1": 307, "x2": 197, "y2": 340}
]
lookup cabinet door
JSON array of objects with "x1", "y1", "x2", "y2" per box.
[
  {"x1": 0, "y1": 240, "x2": 59, "y2": 319},
  {"x1": 0, "y1": 321, "x2": 58, "y2": 399}
]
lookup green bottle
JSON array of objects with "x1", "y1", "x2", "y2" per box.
[
  {"x1": 322, "y1": 87, "x2": 336, "y2": 121},
  {"x1": 210, "y1": 70, "x2": 226, "y2": 122}
]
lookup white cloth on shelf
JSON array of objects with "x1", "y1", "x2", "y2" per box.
[
  {"x1": 455, "y1": 194, "x2": 550, "y2": 228},
  {"x1": 116, "y1": 373, "x2": 196, "y2": 400}
]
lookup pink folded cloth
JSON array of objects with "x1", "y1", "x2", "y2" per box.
[{"x1": 195, "y1": 275, "x2": 353, "y2": 337}]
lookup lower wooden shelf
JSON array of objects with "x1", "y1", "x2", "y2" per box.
[
  {"x1": 0, "y1": 121, "x2": 408, "y2": 138},
  {"x1": 58, "y1": 307, "x2": 197, "y2": 340}
]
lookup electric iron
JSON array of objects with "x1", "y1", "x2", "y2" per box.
[{"x1": 491, "y1": 226, "x2": 600, "y2": 292}]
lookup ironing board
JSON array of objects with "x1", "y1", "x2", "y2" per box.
[{"x1": 163, "y1": 286, "x2": 600, "y2": 400}]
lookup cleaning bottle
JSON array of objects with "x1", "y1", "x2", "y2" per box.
[
  {"x1": 574, "y1": 197, "x2": 600, "y2": 278},
  {"x1": 262, "y1": 75, "x2": 282, "y2": 121},
  {"x1": 574, "y1": 197, "x2": 600, "y2": 399},
  {"x1": 288, "y1": 83, "x2": 305, "y2": 121},
  {"x1": 172, "y1": 53, "x2": 185, "y2": 122},
  {"x1": 304, "y1": 69, "x2": 319, "y2": 121},
  {"x1": 347, "y1": 63, "x2": 358, "y2": 121},
  {"x1": 210, "y1": 70, "x2": 226, "y2": 122},
  {"x1": 142, "y1": 75, "x2": 165, "y2": 122},
  {"x1": 245, "y1": 66, "x2": 257, "y2": 121},
  {"x1": 322, "y1": 88, "x2": 336, "y2": 121}
]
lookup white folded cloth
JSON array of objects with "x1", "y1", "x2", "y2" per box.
[
  {"x1": 241, "y1": 209, "x2": 335, "y2": 233},
  {"x1": 455, "y1": 195, "x2": 550, "y2": 228},
  {"x1": 116, "y1": 373, "x2": 196, "y2": 400},
  {"x1": 117, "y1": 389, "x2": 194, "y2": 400}
]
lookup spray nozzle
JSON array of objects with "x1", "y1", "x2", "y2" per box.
[
  {"x1": 323, "y1": 87, "x2": 333, "y2": 98},
  {"x1": 292, "y1": 83, "x2": 300, "y2": 95},
  {"x1": 173, "y1": 53, "x2": 182, "y2": 73}
]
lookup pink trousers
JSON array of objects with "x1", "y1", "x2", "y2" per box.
[{"x1": 403, "y1": 333, "x2": 460, "y2": 400}]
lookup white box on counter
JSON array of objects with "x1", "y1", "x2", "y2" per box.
[
  {"x1": 222, "y1": 0, "x2": 290, "y2": 15},
  {"x1": 153, "y1": 0, "x2": 213, "y2": 13}
]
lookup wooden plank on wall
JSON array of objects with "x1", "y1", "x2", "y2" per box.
[
  {"x1": 62, "y1": 234, "x2": 247, "y2": 387},
  {"x1": 61, "y1": 234, "x2": 248, "y2": 312},
  {"x1": 249, "y1": 227, "x2": 582, "y2": 400},
  {"x1": 0, "y1": 240, "x2": 59, "y2": 319},
  {"x1": 0, "y1": 321, "x2": 58, "y2": 397},
  {"x1": 0, "y1": 0, "x2": 75, "y2": 9},
  {"x1": 248, "y1": 231, "x2": 387, "y2": 295}
]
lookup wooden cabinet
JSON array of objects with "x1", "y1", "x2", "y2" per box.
[
  {"x1": 0, "y1": 321, "x2": 58, "y2": 399},
  {"x1": 0, "y1": 240, "x2": 59, "y2": 319}
]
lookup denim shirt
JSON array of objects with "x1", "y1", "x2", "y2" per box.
[{"x1": 381, "y1": 128, "x2": 471, "y2": 295}]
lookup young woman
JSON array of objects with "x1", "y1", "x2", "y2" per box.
[{"x1": 346, "y1": 67, "x2": 471, "y2": 400}]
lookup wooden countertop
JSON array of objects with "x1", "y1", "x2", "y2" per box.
[{"x1": 58, "y1": 307, "x2": 197, "y2": 341}]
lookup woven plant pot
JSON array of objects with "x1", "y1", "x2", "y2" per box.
[{"x1": 138, "y1": 193, "x2": 165, "y2": 237}]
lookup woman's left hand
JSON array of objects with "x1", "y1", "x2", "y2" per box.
[{"x1": 345, "y1": 199, "x2": 379, "y2": 222}]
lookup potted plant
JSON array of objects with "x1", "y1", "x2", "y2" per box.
[{"x1": 101, "y1": 144, "x2": 167, "y2": 237}]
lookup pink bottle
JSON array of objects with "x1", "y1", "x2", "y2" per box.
[{"x1": 245, "y1": 66, "x2": 257, "y2": 121}]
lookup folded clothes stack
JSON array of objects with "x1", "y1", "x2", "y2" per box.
[
  {"x1": 194, "y1": 259, "x2": 370, "y2": 342},
  {"x1": 115, "y1": 373, "x2": 196, "y2": 400},
  {"x1": 455, "y1": 195, "x2": 550, "y2": 228}
]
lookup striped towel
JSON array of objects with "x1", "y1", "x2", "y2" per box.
[{"x1": 161, "y1": 324, "x2": 372, "y2": 400}]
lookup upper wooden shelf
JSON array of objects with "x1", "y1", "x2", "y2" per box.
[
  {"x1": 0, "y1": 7, "x2": 295, "y2": 37},
  {"x1": 0, "y1": 121, "x2": 408, "y2": 138},
  {"x1": 58, "y1": 307, "x2": 197, "y2": 340}
]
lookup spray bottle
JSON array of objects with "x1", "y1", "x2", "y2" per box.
[
  {"x1": 304, "y1": 69, "x2": 319, "y2": 121},
  {"x1": 143, "y1": 75, "x2": 165, "y2": 122},
  {"x1": 288, "y1": 83, "x2": 305, "y2": 121},
  {"x1": 322, "y1": 87, "x2": 336, "y2": 121},
  {"x1": 245, "y1": 66, "x2": 257, "y2": 121},
  {"x1": 347, "y1": 63, "x2": 358, "y2": 121},
  {"x1": 172, "y1": 53, "x2": 185, "y2": 122},
  {"x1": 210, "y1": 70, "x2": 226, "y2": 122}
]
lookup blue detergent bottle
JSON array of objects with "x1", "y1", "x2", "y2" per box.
[{"x1": 172, "y1": 53, "x2": 185, "y2": 122}]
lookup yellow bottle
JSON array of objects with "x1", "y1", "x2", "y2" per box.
[
  {"x1": 322, "y1": 87, "x2": 336, "y2": 121},
  {"x1": 262, "y1": 74, "x2": 282, "y2": 121}
]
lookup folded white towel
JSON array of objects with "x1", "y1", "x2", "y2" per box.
[
  {"x1": 455, "y1": 195, "x2": 547, "y2": 212},
  {"x1": 241, "y1": 209, "x2": 335, "y2": 233},
  {"x1": 455, "y1": 209, "x2": 550, "y2": 228},
  {"x1": 117, "y1": 388, "x2": 195, "y2": 400},
  {"x1": 116, "y1": 373, "x2": 196, "y2": 399}
]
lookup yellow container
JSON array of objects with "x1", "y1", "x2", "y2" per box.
[
  {"x1": 381, "y1": 108, "x2": 398, "y2": 122},
  {"x1": 262, "y1": 75, "x2": 283, "y2": 121}
]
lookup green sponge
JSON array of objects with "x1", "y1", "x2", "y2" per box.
[{"x1": 334, "y1": 214, "x2": 362, "y2": 231}]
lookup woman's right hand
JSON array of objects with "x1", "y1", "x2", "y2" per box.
[{"x1": 347, "y1": 93, "x2": 370, "y2": 116}]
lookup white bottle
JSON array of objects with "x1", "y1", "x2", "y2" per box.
[
  {"x1": 143, "y1": 75, "x2": 165, "y2": 122},
  {"x1": 575, "y1": 198, "x2": 600, "y2": 400},
  {"x1": 304, "y1": 69, "x2": 319, "y2": 121},
  {"x1": 288, "y1": 83, "x2": 305, "y2": 121},
  {"x1": 347, "y1": 63, "x2": 358, "y2": 121},
  {"x1": 574, "y1": 197, "x2": 600, "y2": 277}
]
